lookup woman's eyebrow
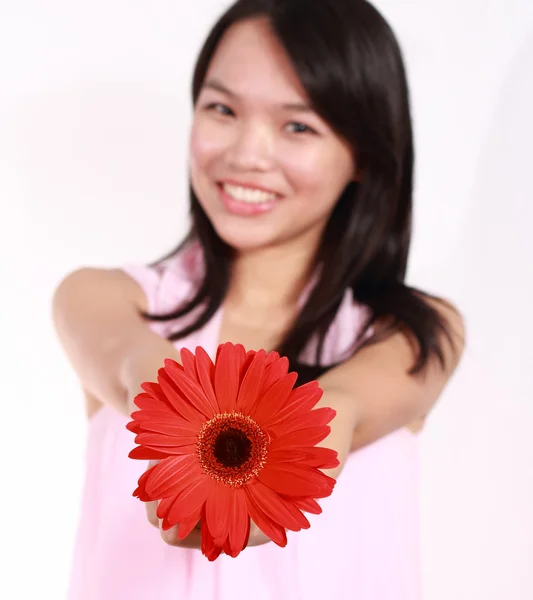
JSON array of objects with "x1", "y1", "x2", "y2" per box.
[{"x1": 203, "y1": 78, "x2": 313, "y2": 112}]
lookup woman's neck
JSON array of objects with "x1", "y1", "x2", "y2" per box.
[{"x1": 226, "y1": 241, "x2": 317, "y2": 312}]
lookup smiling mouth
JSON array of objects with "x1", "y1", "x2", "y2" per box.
[{"x1": 219, "y1": 182, "x2": 279, "y2": 204}]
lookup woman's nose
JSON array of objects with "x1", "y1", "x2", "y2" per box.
[{"x1": 226, "y1": 122, "x2": 275, "y2": 172}]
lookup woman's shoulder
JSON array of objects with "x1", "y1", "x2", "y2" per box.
[{"x1": 121, "y1": 241, "x2": 203, "y2": 315}]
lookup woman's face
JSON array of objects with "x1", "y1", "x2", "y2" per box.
[{"x1": 189, "y1": 17, "x2": 356, "y2": 253}]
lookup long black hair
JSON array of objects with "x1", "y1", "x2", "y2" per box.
[{"x1": 144, "y1": 0, "x2": 458, "y2": 384}]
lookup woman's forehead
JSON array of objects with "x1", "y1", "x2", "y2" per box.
[{"x1": 204, "y1": 18, "x2": 310, "y2": 108}]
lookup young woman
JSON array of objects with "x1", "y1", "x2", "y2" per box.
[{"x1": 53, "y1": 1, "x2": 464, "y2": 598}]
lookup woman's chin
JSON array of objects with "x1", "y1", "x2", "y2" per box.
[{"x1": 212, "y1": 221, "x2": 282, "y2": 253}]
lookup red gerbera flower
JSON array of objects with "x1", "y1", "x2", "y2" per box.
[{"x1": 127, "y1": 342, "x2": 338, "y2": 561}]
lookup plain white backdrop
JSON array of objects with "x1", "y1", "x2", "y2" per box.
[{"x1": 1, "y1": 0, "x2": 532, "y2": 598}]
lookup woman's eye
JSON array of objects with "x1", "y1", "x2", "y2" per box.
[
  {"x1": 286, "y1": 122, "x2": 317, "y2": 135},
  {"x1": 206, "y1": 103, "x2": 234, "y2": 116}
]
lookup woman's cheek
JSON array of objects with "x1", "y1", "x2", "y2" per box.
[
  {"x1": 190, "y1": 119, "x2": 226, "y2": 166},
  {"x1": 281, "y1": 148, "x2": 324, "y2": 194}
]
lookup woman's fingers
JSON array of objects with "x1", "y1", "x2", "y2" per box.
[
  {"x1": 145, "y1": 499, "x2": 160, "y2": 528},
  {"x1": 160, "y1": 524, "x2": 202, "y2": 548}
]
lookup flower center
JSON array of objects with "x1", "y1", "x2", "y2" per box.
[
  {"x1": 197, "y1": 413, "x2": 269, "y2": 487},
  {"x1": 213, "y1": 428, "x2": 252, "y2": 467}
]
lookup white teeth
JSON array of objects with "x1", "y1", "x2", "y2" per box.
[{"x1": 223, "y1": 183, "x2": 277, "y2": 204}]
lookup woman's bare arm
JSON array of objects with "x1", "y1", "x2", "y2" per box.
[{"x1": 52, "y1": 268, "x2": 182, "y2": 415}]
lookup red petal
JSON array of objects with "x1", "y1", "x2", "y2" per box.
[
  {"x1": 205, "y1": 483, "x2": 231, "y2": 545},
  {"x1": 259, "y1": 354, "x2": 289, "y2": 396},
  {"x1": 215, "y1": 343, "x2": 240, "y2": 413},
  {"x1": 157, "y1": 370, "x2": 203, "y2": 425},
  {"x1": 235, "y1": 349, "x2": 267, "y2": 413},
  {"x1": 145, "y1": 455, "x2": 199, "y2": 498},
  {"x1": 258, "y1": 463, "x2": 336, "y2": 498},
  {"x1": 164, "y1": 359, "x2": 215, "y2": 418},
  {"x1": 240, "y1": 350, "x2": 257, "y2": 379},
  {"x1": 157, "y1": 496, "x2": 177, "y2": 528},
  {"x1": 168, "y1": 477, "x2": 210, "y2": 523},
  {"x1": 223, "y1": 537, "x2": 237, "y2": 558},
  {"x1": 245, "y1": 489, "x2": 287, "y2": 547},
  {"x1": 179, "y1": 347, "x2": 197, "y2": 380},
  {"x1": 228, "y1": 489, "x2": 250, "y2": 555},
  {"x1": 201, "y1": 519, "x2": 224, "y2": 561},
  {"x1": 246, "y1": 479, "x2": 309, "y2": 531},
  {"x1": 126, "y1": 420, "x2": 142, "y2": 434},
  {"x1": 128, "y1": 446, "x2": 169, "y2": 460},
  {"x1": 132, "y1": 464, "x2": 157, "y2": 501},
  {"x1": 140, "y1": 381, "x2": 179, "y2": 414},
  {"x1": 234, "y1": 343, "x2": 247, "y2": 373},
  {"x1": 270, "y1": 425, "x2": 331, "y2": 448},
  {"x1": 128, "y1": 407, "x2": 179, "y2": 423},
  {"x1": 265, "y1": 448, "x2": 308, "y2": 463},
  {"x1": 299, "y1": 446, "x2": 340, "y2": 469},
  {"x1": 135, "y1": 420, "x2": 198, "y2": 437},
  {"x1": 272, "y1": 407, "x2": 336, "y2": 437},
  {"x1": 289, "y1": 496, "x2": 322, "y2": 515},
  {"x1": 132, "y1": 392, "x2": 159, "y2": 410},
  {"x1": 261, "y1": 381, "x2": 322, "y2": 429},
  {"x1": 135, "y1": 432, "x2": 198, "y2": 448},
  {"x1": 177, "y1": 504, "x2": 203, "y2": 540},
  {"x1": 161, "y1": 357, "x2": 184, "y2": 372},
  {"x1": 251, "y1": 371, "x2": 298, "y2": 422},
  {"x1": 140, "y1": 443, "x2": 197, "y2": 457},
  {"x1": 194, "y1": 346, "x2": 219, "y2": 414}
]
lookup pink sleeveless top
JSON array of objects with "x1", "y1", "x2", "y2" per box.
[{"x1": 67, "y1": 247, "x2": 421, "y2": 600}]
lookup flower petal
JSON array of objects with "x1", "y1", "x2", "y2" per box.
[
  {"x1": 259, "y1": 353, "x2": 289, "y2": 396},
  {"x1": 264, "y1": 447, "x2": 309, "y2": 463},
  {"x1": 140, "y1": 443, "x2": 198, "y2": 457},
  {"x1": 179, "y1": 347, "x2": 198, "y2": 380},
  {"x1": 133, "y1": 464, "x2": 157, "y2": 501},
  {"x1": 157, "y1": 496, "x2": 178, "y2": 529},
  {"x1": 128, "y1": 407, "x2": 180, "y2": 423},
  {"x1": 246, "y1": 479, "x2": 309, "y2": 531},
  {"x1": 126, "y1": 420, "x2": 142, "y2": 434},
  {"x1": 133, "y1": 392, "x2": 162, "y2": 410},
  {"x1": 168, "y1": 476, "x2": 210, "y2": 524},
  {"x1": 164, "y1": 358, "x2": 215, "y2": 418},
  {"x1": 270, "y1": 425, "x2": 331, "y2": 448},
  {"x1": 157, "y1": 370, "x2": 203, "y2": 425},
  {"x1": 128, "y1": 446, "x2": 169, "y2": 460},
  {"x1": 194, "y1": 346, "x2": 219, "y2": 414},
  {"x1": 236, "y1": 349, "x2": 267, "y2": 413},
  {"x1": 201, "y1": 518, "x2": 224, "y2": 561},
  {"x1": 258, "y1": 462, "x2": 336, "y2": 498},
  {"x1": 135, "y1": 420, "x2": 198, "y2": 437},
  {"x1": 261, "y1": 381, "x2": 322, "y2": 430},
  {"x1": 145, "y1": 455, "x2": 199, "y2": 498},
  {"x1": 205, "y1": 483, "x2": 232, "y2": 545},
  {"x1": 215, "y1": 342, "x2": 240, "y2": 413},
  {"x1": 244, "y1": 489, "x2": 287, "y2": 547},
  {"x1": 298, "y1": 446, "x2": 340, "y2": 470},
  {"x1": 235, "y1": 343, "x2": 247, "y2": 373},
  {"x1": 140, "y1": 381, "x2": 180, "y2": 414},
  {"x1": 271, "y1": 407, "x2": 336, "y2": 438},
  {"x1": 228, "y1": 489, "x2": 250, "y2": 555},
  {"x1": 288, "y1": 496, "x2": 323, "y2": 515},
  {"x1": 251, "y1": 371, "x2": 298, "y2": 423},
  {"x1": 177, "y1": 508, "x2": 202, "y2": 540},
  {"x1": 135, "y1": 432, "x2": 198, "y2": 448}
]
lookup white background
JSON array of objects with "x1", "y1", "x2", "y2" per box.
[{"x1": 1, "y1": 1, "x2": 532, "y2": 598}]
